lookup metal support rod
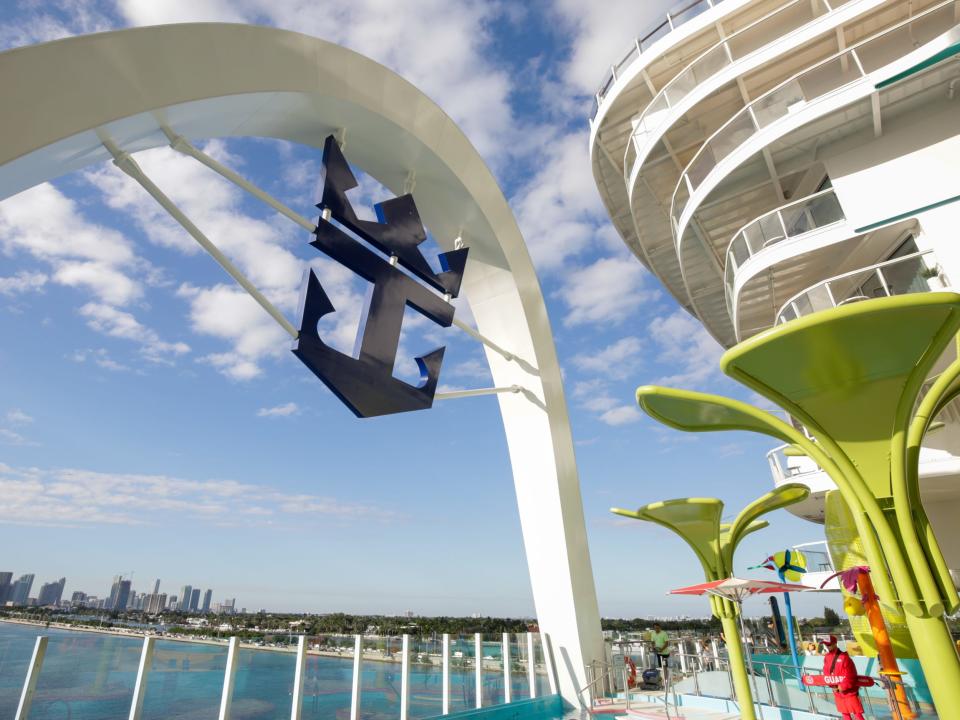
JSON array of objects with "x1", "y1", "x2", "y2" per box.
[
  {"x1": 350, "y1": 634, "x2": 362, "y2": 720},
  {"x1": 163, "y1": 129, "x2": 315, "y2": 233},
  {"x1": 442, "y1": 634, "x2": 451, "y2": 715},
  {"x1": 291, "y1": 636, "x2": 307, "y2": 720},
  {"x1": 435, "y1": 385, "x2": 520, "y2": 401},
  {"x1": 15, "y1": 636, "x2": 48, "y2": 720},
  {"x1": 502, "y1": 633, "x2": 512, "y2": 703},
  {"x1": 475, "y1": 633, "x2": 483, "y2": 708},
  {"x1": 400, "y1": 635, "x2": 410, "y2": 720},
  {"x1": 452, "y1": 319, "x2": 516, "y2": 363},
  {"x1": 219, "y1": 637, "x2": 240, "y2": 720},
  {"x1": 129, "y1": 635, "x2": 155, "y2": 720},
  {"x1": 527, "y1": 632, "x2": 536, "y2": 699},
  {"x1": 101, "y1": 139, "x2": 299, "y2": 339},
  {"x1": 541, "y1": 633, "x2": 558, "y2": 696}
]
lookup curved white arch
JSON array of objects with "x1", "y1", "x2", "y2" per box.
[{"x1": 0, "y1": 23, "x2": 604, "y2": 700}]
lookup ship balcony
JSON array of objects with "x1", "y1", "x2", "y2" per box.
[
  {"x1": 623, "y1": 0, "x2": 870, "y2": 188},
  {"x1": 768, "y1": 443, "x2": 836, "y2": 523},
  {"x1": 667, "y1": 0, "x2": 960, "y2": 345},
  {"x1": 593, "y1": 0, "x2": 731, "y2": 119},
  {"x1": 724, "y1": 188, "x2": 848, "y2": 339},
  {"x1": 670, "y1": 0, "x2": 960, "y2": 238},
  {"x1": 776, "y1": 249, "x2": 947, "y2": 325}
]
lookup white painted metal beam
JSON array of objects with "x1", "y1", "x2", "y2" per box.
[
  {"x1": 14, "y1": 636, "x2": 48, "y2": 720},
  {"x1": 291, "y1": 636, "x2": 307, "y2": 720},
  {"x1": 218, "y1": 637, "x2": 240, "y2": 720},
  {"x1": 128, "y1": 635, "x2": 155, "y2": 720},
  {"x1": 400, "y1": 635, "x2": 410, "y2": 720},
  {"x1": 350, "y1": 635, "x2": 363, "y2": 720},
  {"x1": 442, "y1": 634, "x2": 451, "y2": 715}
]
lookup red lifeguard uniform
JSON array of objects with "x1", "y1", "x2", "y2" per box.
[{"x1": 822, "y1": 636, "x2": 865, "y2": 720}]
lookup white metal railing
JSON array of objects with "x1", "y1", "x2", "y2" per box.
[
  {"x1": 670, "y1": 0, "x2": 959, "y2": 234},
  {"x1": 624, "y1": 0, "x2": 835, "y2": 182},
  {"x1": 776, "y1": 249, "x2": 940, "y2": 324},
  {"x1": 766, "y1": 444, "x2": 822, "y2": 485},
  {"x1": 725, "y1": 188, "x2": 845, "y2": 318},
  {"x1": 12, "y1": 631, "x2": 559, "y2": 720},
  {"x1": 593, "y1": 0, "x2": 726, "y2": 117}
]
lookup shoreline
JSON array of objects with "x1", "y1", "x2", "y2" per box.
[{"x1": 0, "y1": 618, "x2": 415, "y2": 664}]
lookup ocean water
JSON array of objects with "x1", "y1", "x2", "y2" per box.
[{"x1": 0, "y1": 623, "x2": 551, "y2": 720}]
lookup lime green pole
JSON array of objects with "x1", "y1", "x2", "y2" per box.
[
  {"x1": 719, "y1": 293, "x2": 960, "y2": 716},
  {"x1": 612, "y1": 485, "x2": 809, "y2": 720}
]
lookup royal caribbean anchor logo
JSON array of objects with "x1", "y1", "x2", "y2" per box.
[{"x1": 293, "y1": 136, "x2": 468, "y2": 418}]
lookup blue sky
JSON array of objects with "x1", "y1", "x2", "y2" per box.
[{"x1": 0, "y1": 0, "x2": 840, "y2": 618}]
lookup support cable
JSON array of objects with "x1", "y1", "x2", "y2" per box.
[{"x1": 100, "y1": 137, "x2": 299, "y2": 339}]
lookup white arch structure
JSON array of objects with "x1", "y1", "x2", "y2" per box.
[{"x1": 0, "y1": 24, "x2": 604, "y2": 700}]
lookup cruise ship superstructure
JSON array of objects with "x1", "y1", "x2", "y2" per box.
[{"x1": 590, "y1": 0, "x2": 960, "y2": 604}]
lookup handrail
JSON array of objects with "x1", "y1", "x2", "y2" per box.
[
  {"x1": 776, "y1": 249, "x2": 936, "y2": 324},
  {"x1": 623, "y1": 0, "x2": 818, "y2": 180},
  {"x1": 593, "y1": 0, "x2": 724, "y2": 116},
  {"x1": 725, "y1": 187, "x2": 845, "y2": 331},
  {"x1": 669, "y1": 0, "x2": 957, "y2": 236}
]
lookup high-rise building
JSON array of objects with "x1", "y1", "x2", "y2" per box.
[
  {"x1": 168, "y1": 595, "x2": 177, "y2": 610},
  {"x1": 202, "y1": 588, "x2": 212, "y2": 613},
  {"x1": 189, "y1": 587, "x2": 201, "y2": 611},
  {"x1": 179, "y1": 585, "x2": 192, "y2": 612},
  {"x1": 107, "y1": 577, "x2": 132, "y2": 611},
  {"x1": 146, "y1": 593, "x2": 167, "y2": 614},
  {"x1": 71, "y1": 591, "x2": 87, "y2": 605},
  {"x1": 36, "y1": 577, "x2": 66, "y2": 606},
  {"x1": 0, "y1": 572, "x2": 12, "y2": 605},
  {"x1": 153, "y1": 578, "x2": 161, "y2": 595},
  {"x1": 10, "y1": 574, "x2": 34, "y2": 605}
]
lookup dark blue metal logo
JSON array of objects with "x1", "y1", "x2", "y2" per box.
[{"x1": 293, "y1": 136, "x2": 468, "y2": 418}]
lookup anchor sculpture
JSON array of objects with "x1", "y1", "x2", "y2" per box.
[{"x1": 294, "y1": 136, "x2": 469, "y2": 418}]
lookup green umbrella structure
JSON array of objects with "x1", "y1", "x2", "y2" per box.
[
  {"x1": 612, "y1": 483, "x2": 809, "y2": 720},
  {"x1": 635, "y1": 292, "x2": 960, "y2": 717}
]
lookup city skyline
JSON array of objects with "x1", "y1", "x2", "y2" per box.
[{"x1": 0, "y1": 569, "x2": 233, "y2": 613}]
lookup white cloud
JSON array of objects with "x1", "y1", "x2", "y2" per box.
[
  {"x1": 0, "y1": 183, "x2": 142, "y2": 305},
  {"x1": 70, "y1": 348, "x2": 132, "y2": 372},
  {"x1": 571, "y1": 337, "x2": 642, "y2": 378},
  {"x1": 0, "y1": 428, "x2": 38, "y2": 447},
  {"x1": 598, "y1": 404, "x2": 642, "y2": 426},
  {"x1": 0, "y1": 462, "x2": 393, "y2": 527},
  {"x1": 79, "y1": 303, "x2": 190, "y2": 363},
  {"x1": 551, "y1": 0, "x2": 673, "y2": 96},
  {"x1": 0, "y1": 271, "x2": 47, "y2": 296},
  {"x1": 6, "y1": 409, "x2": 33, "y2": 425},
  {"x1": 648, "y1": 309, "x2": 724, "y2": 387},
  {"x1": 556, "y1": 254, "x2": 657, "y2": 326},
  {"x1": 0, "y1": 1, "x2": 113, "y2": 50},
  {"x1": 257, "y1": 402, "x2": 299, "y2": 418},
  {"x1": 513, "y1": 132, "x2": 612, "y2": 272}
]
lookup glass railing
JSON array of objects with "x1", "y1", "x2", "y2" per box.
[
  {"x1": 624, "y1": 0, "x2": 833, "y2": 181},
  {"x1": 776, "y1": 249, "x2": 940, "y2": 324},
  {"x1": 724, "y1": 188, "x2": 845, "y2": 316},
  {"x1": 593, "y1": 0, "x2": 726, "y2": 117},
  {"x1": 670, "y1": 0, "x2": 958, "y2": 232},
  {"x1": 4, "y1": 629, "x2": 559, "y2": 720}
]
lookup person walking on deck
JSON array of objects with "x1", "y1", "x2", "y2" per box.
[{"x1": 650, "y1": 624, "x2": 670, "y2": 668}]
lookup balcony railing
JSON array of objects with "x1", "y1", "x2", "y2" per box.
[
  {"x1": 592, "y1": 0, "x2": 726, "y2": 118},
  {"x1": 776, "y1": 249, "x2": 941, "y2": 324},
  {"x1": 624, "y1": 0, "x2": 837, "y2": 182},
  {"x1": 669, "y1": 0, "x2": 958, "y2": 234},
  {"x1": 724, "y1": 188, "x2": 845, "y2": 318},
  {"x1": 8, "y1": 630, "x2": 559, "y2": 720}
]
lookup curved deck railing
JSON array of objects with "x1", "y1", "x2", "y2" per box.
[
  {"x1": 623, "y1": 0, "x2": 835, "y2": 182},
  {"x1": 724, "y1": 188, "x2": 844, "y2": 319},
  {"x1": 669, "y1": 0, "x2": 958, "y2": 236},
  {"x1": 592, "y1": 0, "x2": 727, "y2": 118},
  {"x1": 776, "y1": 249, "x2": 939, "y2": 324}
]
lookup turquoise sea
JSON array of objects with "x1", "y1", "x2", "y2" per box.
[{"x1": 0, "y1": 623, "x2": 550, "y2": 719}]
